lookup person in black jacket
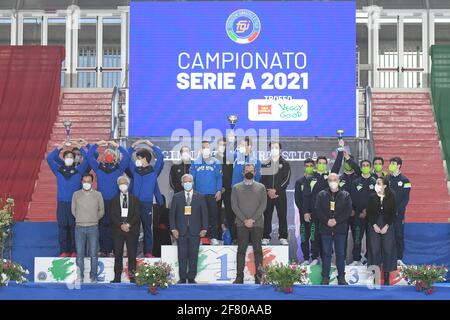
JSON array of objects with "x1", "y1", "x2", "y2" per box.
[
  {"x1": 302, "y1": 139, "x2": 345, "y2": 265},
  {"x1": 294, "y1": 158, "x2": 316, "y2": 264},
  {"x1": 216, "y1": 138, "x2": 236, "y2": 242},
  {"x1": 261, "y1": 142, "x2": 291, "y2": 245},
  {"x1": 315, "y1": 173, "x2": 352, "y2": 285},
  {"x1": 366, "y1": 176, "x2": 397, "y2": 285},
  {"x1": 110, "y1": 175, "x2": 141, "y2": 283},
  {"x1": 169, "y1": 146, "x2": 192, "y2": 193},
  {"x1": 349, "y1": 160, "x2": 377, "y2": 265}
]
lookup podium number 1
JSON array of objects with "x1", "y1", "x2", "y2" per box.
[{"x1": 217, "y1": 254, "x2": 231, "y2": 281}]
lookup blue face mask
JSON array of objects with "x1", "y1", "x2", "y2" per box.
[{"x1": 183, "y1": 182, "x2": 193, "y2": 191}]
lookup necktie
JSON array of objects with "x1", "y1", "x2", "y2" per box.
[{"x1": 186, "y1": 192, "x2": 191, "y2": 206}]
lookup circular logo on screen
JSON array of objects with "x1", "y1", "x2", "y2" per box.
[{"x1": 226, "y1": 9, "x2": 261, "y2": 44}]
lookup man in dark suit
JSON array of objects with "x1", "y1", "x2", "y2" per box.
[
  {"x1": 170, "y1": 173, "x2": 208, "y2": 284},
  {"x1": 110, "y1": 175, "x2": 141, "y2": 283}
]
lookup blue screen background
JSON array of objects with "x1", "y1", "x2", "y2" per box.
[{"x1": 129, "y1": 1, "x2": 356, "y2": 137}]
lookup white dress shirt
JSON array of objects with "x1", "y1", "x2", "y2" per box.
[{"x1": 119, "y1": 192, "x2": 129, "y2": 218}]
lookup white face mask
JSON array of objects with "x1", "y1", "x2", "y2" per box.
[
  {"x1": 202, "y1": 148, "x2": 211, "y2": 158},
  {"x1": 64, "y1": 158, "x2": 74, "y2": 167},
  {"x1": 375, "y1": 184, "x2": 383, "y2": 194},
  {"x1": 271, "y1": 148, "x2": 280, "y2": 157},
  {"x1": 82, "y1": 183, "x2": 92, "y2": 191},
  {"x1": 218, "y1": 145, "x2": 226, "y2": 153},
  {"x1": 238, "y1": 146, "x2": 246, "y2": 154},
  {"x1": 181, "y1": 152, "x2": 191, "y2": 162},
  {"x1": 119, "y1": 184, "x2": 128, "y2": 193},
  {"x1": 328, "y1": 181, "x2": 339, "y2": 190},
  {"x1": 135, "y1": 159, "x2": 143, "y2": 167}
]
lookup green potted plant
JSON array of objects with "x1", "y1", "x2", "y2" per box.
[
  {"x1": 134, "y1": 261, "x2": 174, "y2": 295},
  {"x1": 261, "y1": 262, "x2": 308, "y2": 293},
  {"x1": 400, "y1": 265, "x2": 448, "y2": 295}
]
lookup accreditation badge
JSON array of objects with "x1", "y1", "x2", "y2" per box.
[
  {"x1": 330, "y1": 201, "x2": 335, "y2": 211},
  {"x1": 184, "y1": 206, "x2": 192, "y2": 216},
  {"x1": 121, "y1": 208, "x2": 128, "y2": 218}
]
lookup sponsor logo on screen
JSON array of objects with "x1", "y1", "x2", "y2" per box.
[
  {"x1": 258, "y1": 104, "x2": 272, "y2": 115},
  {"x1": 226, "y1": 9, "x2": 261, "y2": 44},
  {"x1": 248, "y1": 99, "x2": 308, "y2": 121}
]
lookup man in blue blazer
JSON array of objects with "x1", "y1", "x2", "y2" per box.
[{"x1": 169, "y1": 174, "x2": 208, "y2": 284}]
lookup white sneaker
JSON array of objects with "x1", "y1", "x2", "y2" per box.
[
  {"x1": 349, "y1": 261, "x2": 362, "y2": 266},
  {"x1": 300, "y1": 260, "x2": 310, "y2": 266},
  {"x1": 261, "y1": 238, "x2": 270, "y2": 245},
  {"x1": 279, "y1": 238, "x2": 289, "y2": 245},
  {"x1": 210, "y1": 238, "x2": 219, "y2": 245},
  {"x1": 397, "y1": 260, "x2": 406, "y2": 267},
  {"x1": 310, "y1": 259, "x2": 319, "y2": 266}
]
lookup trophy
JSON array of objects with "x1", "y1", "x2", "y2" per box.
[
  {"x1": 336, "y1": 129, "x2": 344, "y2": 140},
  {"x1": 227, "y1": 114, "x2": 239, "y2": 129},
  {"x1": 227, "y1": 114, "x2": 239, "y2": 144},
  {"x1": 336, "y1": 129, "x2": 351, "y2": 154},
  {"x1": 63, "y1": 120, "x2": 72, "y2": 146}
]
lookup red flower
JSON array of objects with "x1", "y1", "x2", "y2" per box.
[
  {"x1": 426, "y1": 288, "x2": 434, "y2": 295},
  {"x1": 283, "y1": 287, "x2": 293, "y2": 294},
  {"x1": 149, "y1": 286, "x2": 158, "y2": 295}
]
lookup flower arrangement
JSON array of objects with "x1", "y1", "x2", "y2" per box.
[
  {"x1": 0, "y1": 197, "x2": 14, "y2": 259},
  {"x1": 261, "y1": 262, "x2": 308, "y2": 293},
  {"x1": 0, "y1": 259, "x2": 29, "y2": 286},
  {"x1": 134, "y1": 261, "x2": 174, "y2": 295},
  {"x1": 400, "y1": 265, "x2": 448, "y2": 295}
]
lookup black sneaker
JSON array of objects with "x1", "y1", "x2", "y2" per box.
[
  {"x1": 320, "y1": 277, "x2": 330, "y2": 285},
  {"x1": 110, "y1": 279, "x2": 121, "y2": 283},
  {"x1": 233, "y1": 278, "x2": 244, "y2": 284},
  {"x1": 188, "y1": 279, "x2": 197, "y2": 284},
  {"x1": 177, "y1": 279, "x2": 187, "y2": 284},
  {"x1": 337, "y1": 277, "x2": 348, "y2": 285}
]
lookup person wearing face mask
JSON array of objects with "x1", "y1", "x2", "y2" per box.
[
  {"x1": 372, "y1": 157, "x2": 388, "y2": 178},
  {"x1": 54, "y1": 139, "x2": 96, "y2": 174},
  {"x1": 231, "y1": 164, "x2": 267, "y2": 284},
  {"x1": 231, "y1": 137, "x2": 261, "y2": 186},
  {"x1": 169, "y1": 174, "x2": 208, "y2": 284},
  {"x1": 386, "y1": 157, "x2": 411, "y2": 266},
  {"x1": 261, "y1": 142, "x2": 291, "y2": 246},
  {"x1": 190, "y1": 140, "x2": 223, "y2": 245},
  {"x1": 71, "y1": 174, "x2": 104, "y2": 283},
  {"x1": 170, "y1": 146, "x2": 192, "y2": 193},
  {"x1": 315, "y1": 173, "x2": 352, "y2": 285},
  {"x1": 349, "y1": 160, "x2": 377, "y2": 266},
  {"x1": 86, "y1": 140, "x2": 130, "y2": 257},
  {"x1": 47, "y1": 140, "x2": 89, "y2": 257},
  {"x1": 340, "y1": 152, "x2": 361, "y2": 194},
  {"x1": 366, "y1": 177, "x2": 397, "y2": 285},
  {"x1": 302, "y1": 139, "x2": 345, "y2": 265},
  {"x1": 294, "y1": 158, "x2": 315, "y2": 265},
  {"x1": 128, "y1": 139, "x2": 165, "y2": 257},
  {"x1": 110, "y1": 175, "x2": 141, "y2": 283},
  {"x1": 216, "y1": 138, "x2": 236, "y2": 243}
]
